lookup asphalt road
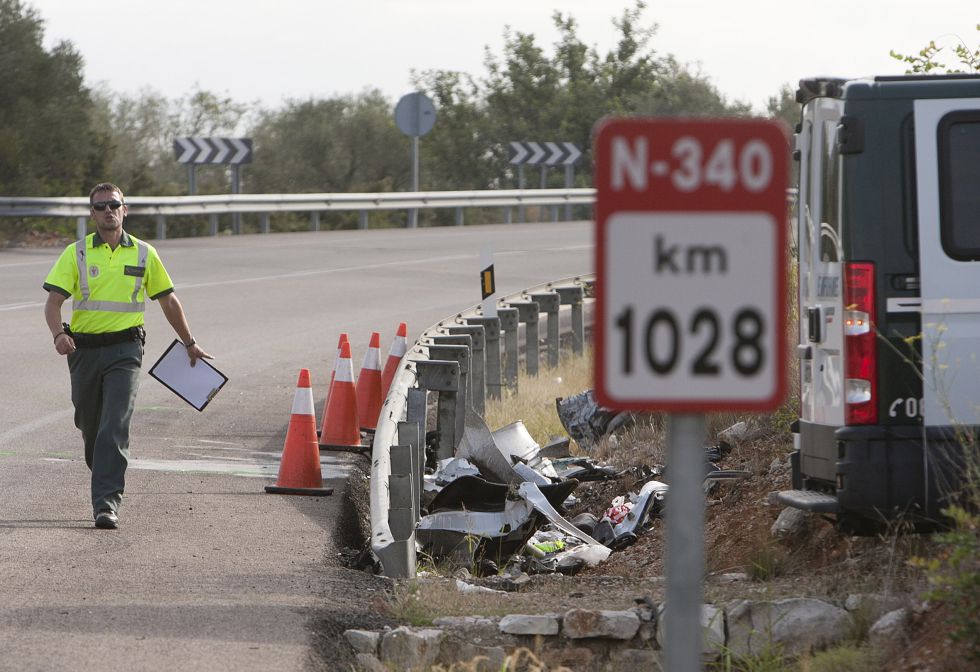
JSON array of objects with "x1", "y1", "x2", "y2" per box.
[{"x1": 0, "y1": 221, "x2": 593, "y2": 671}]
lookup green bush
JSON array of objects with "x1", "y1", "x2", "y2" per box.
[{"x1": 911, "y1": 505, "x2": 980, "y2": 663}]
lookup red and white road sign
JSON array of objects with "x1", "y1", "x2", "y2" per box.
[{"x1": 594, "y1": 118, "x2": 789, "y2": 412}]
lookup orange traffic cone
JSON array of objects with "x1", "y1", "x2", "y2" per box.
[
  {"x1": 265, "y1": 369, "x2": 333, "y2": 496},
  {"x1": 319, "y1": 332, "x2": 348, "y2": 436},
  {"x1": 381, "y1": 322, "x2": 408, "y2": 398},
  {"x1": 320, "y1": 341, "x2": 362, "y2": 448},
  {"x1": 355, "y1": 332, "x2": 384, "y2": 431}
]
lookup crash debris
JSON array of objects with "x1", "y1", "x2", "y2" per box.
[{"x1": 407, "y1": 390, "x2": 752, "y2": 576}]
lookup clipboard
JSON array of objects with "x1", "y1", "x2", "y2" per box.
[{"x1": 148, "y1": 339, "x2": 228, "y2": 411}]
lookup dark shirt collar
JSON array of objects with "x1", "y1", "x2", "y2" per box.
[{"x1": 91, "y1": 230, "x2": 133, "y2": 248}]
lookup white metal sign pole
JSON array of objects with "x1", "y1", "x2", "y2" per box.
[{"x1": 664, "y1": 413, "x2": 707, "y2": 671}]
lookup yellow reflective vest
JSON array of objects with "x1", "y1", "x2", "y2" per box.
[{"x1": 43, "y1": 231, "x2": 174, "y2": 333}]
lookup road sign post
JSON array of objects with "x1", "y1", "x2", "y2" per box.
[
  {"x1": 508, "y1": 141, "x2": 582, "y2": 222},
  {"x1": 174, "y1": 137, "x2": 253, "y2": 233},
  {"x1": 395, "y1": 92, "x2": 436, "y2": 228},
  {"x1": 595, "y1": 118, "x2": 788, "y2": 672}
]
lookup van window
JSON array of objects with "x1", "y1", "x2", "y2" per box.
[
  {"x1": 819, "y1": 120, "x2": 842, "y2": 262},
  {"x1": 938, "y1": 112, "x2": 980, "y2": 260}
]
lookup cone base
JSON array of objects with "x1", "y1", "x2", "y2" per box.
[
  {"x1": 264, "y1": 485, "x2": 334, "y2": 496},
  {"x1": 319, "y1": 442, "x2": 370, "y2": 454}
]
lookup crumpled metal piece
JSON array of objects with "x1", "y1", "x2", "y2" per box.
[{"x1": 555, "y1": 389, "x2": 633, "y2": 448}]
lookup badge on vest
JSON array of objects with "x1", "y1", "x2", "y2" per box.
[
  {"x1": 88, "y1": 265, "x2": 100, "y2": 278},
  {"x1": 124, "y1": 265, "x2": 146, "y2": 277}
]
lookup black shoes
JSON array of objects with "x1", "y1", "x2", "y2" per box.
[{"x1": 94, "y1": 510, "x2": 119, "y2": 529}]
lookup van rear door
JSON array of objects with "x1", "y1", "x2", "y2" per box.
[
  {"x1": 797, "y1": 98, "x2": 845, "y2": 481},
  {"x1": 914, "y1": 98, "x2": 980, "y2": 427}
]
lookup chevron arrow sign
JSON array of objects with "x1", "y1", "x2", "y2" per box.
[
  {"x1": 508, "y1": 141, "x2": 581, "y2": 166},
  {"x1": 174, "y1": 137, "x2": 253, "y2": 164},
  {"x1": 508, "y1": 141, "x2": 530, "y2": 165}
]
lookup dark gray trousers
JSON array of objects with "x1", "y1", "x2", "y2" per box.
[{"x1": 67, "y1": 340, "x2": 143, "y2": 517}]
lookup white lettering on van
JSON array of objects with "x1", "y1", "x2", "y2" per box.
[
  {"x1": 889, "y1": 397, "x2": 923, "y2": 419},
  {"x1": 816, "y1": 275, "x2": 840, "y2": 298}
]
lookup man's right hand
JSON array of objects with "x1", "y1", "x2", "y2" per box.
[{"x1": 54, "y1": 332, "x2": 76, "y2": 356}]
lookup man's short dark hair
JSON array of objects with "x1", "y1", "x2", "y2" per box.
[{"x1": 89, "y1": 182, "x2": 125, "y2": 204}]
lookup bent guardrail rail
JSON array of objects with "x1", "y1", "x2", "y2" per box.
[{"x1": 369, "y1": 274, "x2": 594, "y2": 578}]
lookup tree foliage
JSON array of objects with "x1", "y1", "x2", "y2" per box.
[
  {"x1": 0, "y1": 0, "x2": 108, "y2": 196},
  {"x1": 6, "y1": 0, "x2": 763, "y2": 213},
  {"x1": 891, "y1": 25, "x2": 980, "y2": 73}
]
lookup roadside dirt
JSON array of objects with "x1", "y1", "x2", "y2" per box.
[{"x1": 335, "y1": 422, "x2": 971, "y2": 671}]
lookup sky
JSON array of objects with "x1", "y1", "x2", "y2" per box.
[{"x1": 38, "y1": 1, "x2": 976, "y2": 114}]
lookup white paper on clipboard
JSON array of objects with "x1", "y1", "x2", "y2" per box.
[{"x1": 148, "y1": 340, "x2": 228, "y2": 411}]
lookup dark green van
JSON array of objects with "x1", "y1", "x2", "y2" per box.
[{"x1": 777, "y1": 75, "x2": 980, "y2": 533}]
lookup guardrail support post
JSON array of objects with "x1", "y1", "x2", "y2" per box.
[
  {"x1": 155, "y1": 215, "x2": 166, "y2": 240},
  {"x1": 311, "y1": 212, "x2": 320, "y2": 232},
  {"x1": 466, "y1": 317, "x2": 501, "y2": 401},
  {"x1": 397, "y1": 421, "x2": 423, "y2": 524},
  {"x1": 413, "y1": 359, "x2": 460, "y2": 461},
  {"x1": 260, "y1": 213, "x2": 270, "y2": 234},
  {"x1": 455, "y1": 207, "x2": 464, "y2": 226},
  {"x1": 209, "y1": 214, "x2": 219, "y2": 236},
  {"x1": 405, "y1": 388, "x2": 428, "y2": 505},
  {"x1": 427, "y1": 343, "x2": 470, "y2": 454},
  {"x1": 389, "y1": 444, "x2": 415, "y2": 540},
  {"x1": 359, "y1": 210, "x2": 368, "y2": 230},
  {"x1": 554, "y1": 285, "x2": 585, "y2": 355},
  {"x1": 508, "y1": 301, "x2": 540, "y2": 377},
  {"x1": 497, "y1": 307, "x2": 519, "y2": 393},
  {"x1": 444, "y1": 325, "x2": 486, "y2": 415},
  {"x1": 530, "y1": 292, "x2": 561, "y2": 369}
]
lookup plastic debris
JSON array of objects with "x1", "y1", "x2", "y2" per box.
[{"x1": 555, "y1": 390, "x2": 633, "y2": 448}]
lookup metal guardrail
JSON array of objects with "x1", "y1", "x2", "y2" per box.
[
  {"x1": 0, "y1": 189, "x2": 596, "y2": 238},
  {"x1": 369, "y1": 274, "x2": 594, "y2": 578},
  {"x1": 0, "y1": 187, "x2": 797, "y2": 240}
]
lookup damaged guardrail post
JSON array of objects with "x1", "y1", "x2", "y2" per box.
[
  {"x1": 530, "y1": 292, "x2": 560, "y2": 369},
  {"x1": 466, "y1": 316, "x2": 501, "y2": 401},
  {"x1": 389, "y1": 444, "x2": 415, "y2": 541},
  {"x1": 496, "y1": 307, "x2": 519, "y2": 393},
  {"x1": 398, "y1": 420, "x2": 423, "y2": 525},
  {"x1": 443, "y1": 324, "x2": 486, "y2": 415},
  {"x1": 508, "y1": 300, "x2": 541, "y2": 376},
  {"x1": 554, "y1": 285, "x2": 585, "y2": 355},
  {"x1": 413, "y1": 357, "x2": 462, "y2": 461},
  {"x1": 398, "y1": 387, "x2": 429, "y2": 480},
  {"x1": 427, "y1": 336, "x2": 471, "y2": 407}
]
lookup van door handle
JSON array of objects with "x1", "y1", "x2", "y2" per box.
[
  {"x1": 807, "y1": 306, "x2": 824, "y2": 342},
  {"x1": 797, "y1": 345, "x2": 813, "y2": 360}
]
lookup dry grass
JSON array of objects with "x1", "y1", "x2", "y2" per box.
[{"x1": 482, "y1": 351, "x2": 594, "y2": 445}]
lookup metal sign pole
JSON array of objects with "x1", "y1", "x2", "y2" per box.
[
  {"x1": 232, "y1": 165, "x2": 241, "y2": 235},
  {"x1": 409, "y1": 135, "x2": 419, "y2": 229},
  {"x1": 188, "y1": 165, "x2": 197, "y2": 196},
  {"x1": 564, "y1": 165, "x2": 574, "y2": 221},
  {"x1": 517, "y1": 165, "x2": 525, "y2": 223},
  {"x1": 664, "y1": 412, "x2": 706, "y2": 672}
]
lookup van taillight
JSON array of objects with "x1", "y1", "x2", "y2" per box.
[{"x1": 844, "y1": 262, "x2": 877, "y2": 424}]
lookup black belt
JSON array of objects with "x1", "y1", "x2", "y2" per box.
[{"x1": 65, "y1": 324, "x2": 145, "y2": 349}]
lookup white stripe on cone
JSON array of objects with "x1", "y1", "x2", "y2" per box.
[{"x1": 293, "y1": 377, "x2": 315, "y2": 416}]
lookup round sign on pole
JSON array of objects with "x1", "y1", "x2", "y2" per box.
[{"x1": 394, "y1": 92, "x2": 436, "y2": 137}]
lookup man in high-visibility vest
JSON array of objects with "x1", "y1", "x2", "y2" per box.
[{"x1": 43, "y1": 182, "x2": 211, "y2": 530}]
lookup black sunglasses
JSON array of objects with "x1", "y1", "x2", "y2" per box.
[{"x1": 92, "y1": 200, "x2": 124, "y2": 211}]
